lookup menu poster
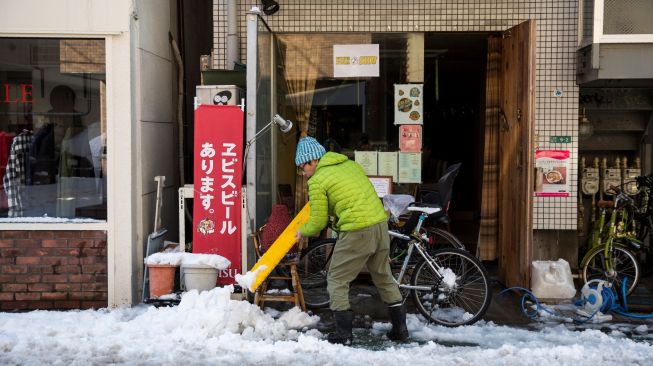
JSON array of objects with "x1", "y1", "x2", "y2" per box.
[
  {"x1": 399, "y1": 125, "x2": 422, "y2": 152},
  {"x1": 378, "y1": 151, "x2": 398, "y2": 182},
  {"x1": 355, "y1": 150, "x2": 378, "y2": 176},
  {"x1": 369, "y1": 176, "x2": 393, "y2": 198},
  {"x1": 398, "y1": 152, "x2": 422, "y2": 183},
  {"x1": 394, "y1": 84, "x2": 423, "y2": 125},
  {"x1": 534, "y1": 150, "x2": 570, "y2": 197}
]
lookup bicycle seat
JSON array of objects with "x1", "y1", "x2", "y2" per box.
[
  {"x1": 597, "y1": 200, "x2": 614, "y2": 209},
  {"x1": 407, "y1": 205, "x2": 442, "y2": 215}
]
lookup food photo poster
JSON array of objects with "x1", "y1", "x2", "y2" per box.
[
  {"x1": 534, "y1": 150, "x2": 570, "y2": 197},
  {"x1": 394, "y1": 84, "x2": 423, "y2": 125}
]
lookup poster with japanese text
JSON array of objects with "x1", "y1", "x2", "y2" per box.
[
  {"x1": 378, "y1": 151, "x2": 398, "y2": 182},
  {"x1": 534, "y1": 150, "x2": 570, "y2": 197},
  {"x1": 399, "y1": 125, "x2": 422, "y2": 152},
  {"x1": 398, "y1": 152, "x2": 422, "y2": 183},
  {"x1": 193, "y1": 105, "x2": 243, "y2": 285},
  {"x1": 394, "y1": 84, "x2": 423, "y2": 125},
  {"x1": 355, "y1": 150, "x2": 378, "y2": 176}
]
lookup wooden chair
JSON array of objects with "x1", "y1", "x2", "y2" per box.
[{"x1": 251, "y1": 225, "x2": 306, "y2": 311}]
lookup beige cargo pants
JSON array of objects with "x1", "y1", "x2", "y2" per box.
[{"x1": 327, "y1": 220, "x2": 403, "y2": 311}]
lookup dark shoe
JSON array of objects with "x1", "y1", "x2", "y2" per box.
[
  {"x1": 327, "y1": 310, "x2": 353, "y2": 345},
  {"x1": 386, "y1": 304, "x2": 409, "y2": 342}
]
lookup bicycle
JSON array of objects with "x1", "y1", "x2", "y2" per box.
[
  {"x1": 297, "y1": 203, "x2": 492, "y2": 327},
  {"x1": 580, "y1": 184, "x2": 645, "y2": 295}
]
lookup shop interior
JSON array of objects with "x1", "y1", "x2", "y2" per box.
[{"x1": 273, "y1": 32, "x2": 493, "y2": 251}]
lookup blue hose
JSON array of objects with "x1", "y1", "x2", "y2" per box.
[
  {"x1": 608, "y1": 278, "x2": 653, "y2": 319},
  {"x1": 498, "y1": 278, "x2": 653, "y2": 322},
  {"x1": 496, "y1": 287, "x2": 598, "y2": 323}
]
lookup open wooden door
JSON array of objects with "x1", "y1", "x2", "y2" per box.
[{"x1": 498, "y1": 20, "x2": 536, "y2": 288}]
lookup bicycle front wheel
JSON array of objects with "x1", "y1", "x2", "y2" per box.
[
  {"x1": 296, "y1": 239, "x2": 335, "y2": 309},
  {"x1": 582, "y1": 245, "x2": 640, "y2": 295},
  {"x1": 411, "y1": 248, "x2": 491, "y2": 326}
]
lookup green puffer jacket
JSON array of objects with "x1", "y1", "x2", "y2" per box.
[{"x1": 300, "y1": 152, "x2": 388, "y2": 236}]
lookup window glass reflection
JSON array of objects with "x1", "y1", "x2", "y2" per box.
[{"x1": 0, "y1": 38, "x2": 107, "y2": 221}]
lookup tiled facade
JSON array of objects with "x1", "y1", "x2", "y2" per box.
[{"x1": 213, "y1": 0, "x2": 580, "y2": 230}]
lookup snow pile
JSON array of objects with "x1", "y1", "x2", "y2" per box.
[
  {"x1": 235, "y1": 265, "x2": 268, "y2": 291},
  {"x1": 144, "y1": 252, "x2": 230, "y2": 270},
  {"x1": 1, "y1": 292, "x2": 653, "y2": 365},
  {"x1": 0, "y1": 286, "x2": 321, "y2": 365},
  {"x1": 174, "y1": 286, "x2": 319, "y2": 336},
  {"x1": 145, "y1": 252, "x2": 185, "y2": 266},
  {"x1": 181, "y1": 253, "x2": 231, "y2": 269}
]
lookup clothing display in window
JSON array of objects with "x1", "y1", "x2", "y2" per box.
[
  {"x1": 56, "y1": 126, "x2": 102, "y2": 218},
  {"x1": 29, "y1": 123, "x2": 56, "y2": 185},
  {"x1": 3, "y1": 130, "x2": 33, "y2": 217},
  {"x1": 0, "y1": 131, "x2": 15, "y2": 211}
]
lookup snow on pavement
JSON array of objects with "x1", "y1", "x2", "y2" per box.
[{"x1": 1, "y1": 286, "x2": 652, "y2": 365}]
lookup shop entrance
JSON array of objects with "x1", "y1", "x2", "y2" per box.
[{"x1": 263, "y1": 21, "x2": 535, "y2": 288}]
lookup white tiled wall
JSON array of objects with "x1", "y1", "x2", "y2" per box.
[{"x1": 213, "y1": 0, "x2": 580, "y2": 230}]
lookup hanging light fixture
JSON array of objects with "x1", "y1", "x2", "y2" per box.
[
  {"x1": 579, "y1": 108, "x2": 593, "y2": 138},
  {"x1": 261, "y1": 0, "x2": 280, "y2": 15}
]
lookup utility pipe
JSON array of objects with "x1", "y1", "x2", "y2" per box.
[
  {"x1": 169, "y1": 32, "x2": 193, "y2": 223},
  {"x1": 227, "y1": 0, "x2": 239, "y2": 70}
]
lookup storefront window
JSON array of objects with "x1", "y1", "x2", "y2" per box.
[{"x1": 0, "y1": 38, "x2": 107, "y2": 221}]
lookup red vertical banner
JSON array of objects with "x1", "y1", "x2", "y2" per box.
[{"x1": 193, "y1": 105, "x2": 244, "y2": 285}]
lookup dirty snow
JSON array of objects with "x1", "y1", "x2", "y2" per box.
[{"x1": 1, "y1": 286, "x2": 652, "y2": 365}]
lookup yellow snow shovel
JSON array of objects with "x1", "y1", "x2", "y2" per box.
[{"x1": 248, "y1": 203, "x2": 311, "y2": 291}]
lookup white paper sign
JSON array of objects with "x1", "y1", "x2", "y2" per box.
[
  {"x1": 333, "y1": 44, "x2": 380, "y2": 78},
  {"x1": 369, "y1": 176, "x2": 392, "y2": 198},
  {"x1": 398, "y1": 152, "x2": 422, "y2": 183},
  {"x1": 355, "y1": 151, "x2": 378, "y2": 176},
  {"x1": 378, "y1": 152, "x2": 398, "y2": 182}
]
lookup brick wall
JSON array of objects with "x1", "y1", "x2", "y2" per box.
[{"x1": 0, "y1": 230, "x2": 107, "y2": 311}]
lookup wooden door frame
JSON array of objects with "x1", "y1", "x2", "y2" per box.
[{"x1": 498, "y1": 20, "x2": 536, "y2": 288}]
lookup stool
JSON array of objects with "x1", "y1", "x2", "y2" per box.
[{"x1": 251, "y1": 226, "x2": 306, "y2": 311}]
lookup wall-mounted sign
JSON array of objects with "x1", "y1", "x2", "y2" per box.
[
  {"x1": 550, "y1": 136, "x2": 571, "y2": 144},
  {"x1": 354, "y1": 150, "x2": 378, "y2": 175},
  {"x1": 399, "y1": 125, "x2": 422, "y2": 152},
  {"x1": 378, "y1": 151, "x2": 398, "y2": 182},
  {"x1": 398, "y1": 152, "x2": 422, "y2": 183},
  {"x1": 333, "y1": 44, "x2": 379, "y2": 78},
  {"x1": 535, "y1": 150, "x2": 570, "y2": 197},
  {"x1": 394, "y1": 84, "x2": 423, "y2": 125}
]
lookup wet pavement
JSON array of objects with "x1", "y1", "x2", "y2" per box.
[{"x1": 265, "y1": 262, "x2": 653, "y2": 336}]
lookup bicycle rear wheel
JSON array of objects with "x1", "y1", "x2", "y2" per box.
[
  {"x1": 411, "y1": 248, "x2": 491, "y2": 326},
  {"x1": 423, "y1": 227, "x2": 466, "y2": 251},
  {"x1": 296, "y1": 239, "x2": 335, "y2": 309},
  {"x1": 582, "y1": 245, "x2": 640, "y2": 295}
]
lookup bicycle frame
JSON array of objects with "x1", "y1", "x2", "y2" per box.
[
  {"x1": 388, "y1": 211, "x2": 445, "y2": 292},
  {"x1": 581, "y1": 192, "x2": 642, "y2": 271}
]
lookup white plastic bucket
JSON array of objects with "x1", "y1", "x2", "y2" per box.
[{"x1": 182, "y1": 264, "x2": 218, "y2": 292}]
